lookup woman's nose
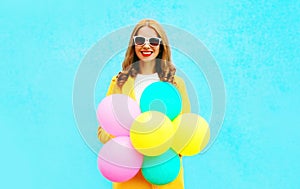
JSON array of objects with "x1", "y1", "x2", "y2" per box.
[
  {"x1": 143, "y1": 39, "x2": 152, "y2": 47},
  {"x1": 143, "y1": 43, "x2": 151, "y2": 49}
]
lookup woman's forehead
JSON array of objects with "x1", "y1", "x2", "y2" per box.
[{"x1": 136, "y1": 26, "x2": 158, "y2": 37}]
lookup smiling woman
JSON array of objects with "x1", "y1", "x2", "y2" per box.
[
  {"x1": 97, "y1": 19, "x2": 191, "y2": 189},
  {"x1": 116, "y1": 19, "x2": 176, "y2": 86}
]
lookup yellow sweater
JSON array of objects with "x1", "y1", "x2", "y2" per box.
[{"x1": 98, "y1": 75, "x2": 191, "y2": 189}]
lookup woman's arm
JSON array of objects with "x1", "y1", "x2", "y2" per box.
[
  {"x1": 97, "y1": 76, "x2": 119, "y2": 144},
  {"x1": 97, "y1": 127, "x2": 111, "y2": 144},
  {"x1": 174, "y1": 76, "x2": 191, "y2": 113}
]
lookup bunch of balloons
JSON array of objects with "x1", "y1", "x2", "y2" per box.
[{"x1": 96, "y1": 82, "x2": 210, "y2": 185}]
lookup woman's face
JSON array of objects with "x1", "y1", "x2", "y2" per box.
[{"x1": 134, "y1": 26, "x2": 160, "y2": 63}]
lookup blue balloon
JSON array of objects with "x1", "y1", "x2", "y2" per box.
[
  {"x1": 141, "y1": 149, "x2": 180, "y2": 185},
  {"x1": 140, "y1": 82, "x2": 182, "y2": 120}
]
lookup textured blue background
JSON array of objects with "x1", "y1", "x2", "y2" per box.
[{"x1": 1, "y1": 0, "x2": 299, "y2": 188}]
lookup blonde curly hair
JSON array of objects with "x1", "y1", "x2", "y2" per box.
[{"x1": 117, "y1": 19, "x2": 176, "y2": 87}]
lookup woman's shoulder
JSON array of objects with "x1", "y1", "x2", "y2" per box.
[
  {"x1": 110, "y1": 75, "x2": 118, "y2": 82},
  {"x1": 109, "y1": 74, "x2": 134, "y2": 83},
  {"x1": 109, "y1": 74, "x2": 185, "y2": 86},
  {"x1": 174, "y1": 75, "x2": 186, "y2": 87},
  {"x1": 106, "y1": 75, "x2": 121, "y2": 95},
  {"x1": 174, "y1": 75, "x2": 184, "y2": 81}
]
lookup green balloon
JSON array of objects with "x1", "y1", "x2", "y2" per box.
[
  {"x1": 142, "y1": 149, "x2": 180, "y2": 185},
  {"x1": 140, "y1": 82, "x2": 182, "y2": 120}
]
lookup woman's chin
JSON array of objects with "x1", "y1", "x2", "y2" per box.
[{"x1": 140, "y1": 58, "x2": 156, "y2": 63}]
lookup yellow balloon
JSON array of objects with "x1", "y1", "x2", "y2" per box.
[
  {"x1": 130, "y1": 111, "x2": 174, "y2": 156},
  {"x1": 172, "y1": 113, "x2": 210, "y2": 156}
]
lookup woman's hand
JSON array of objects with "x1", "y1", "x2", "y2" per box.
[{"x1": 97, "y1": 126, "x2": 111, "y2": 144}]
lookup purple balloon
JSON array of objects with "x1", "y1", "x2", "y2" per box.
[
  {"x1": 97, "y1": 94, "x2": 141, "y2": 136},
  {"x1": 97, "y1": 136, "x2": 143, "y2": 182}
]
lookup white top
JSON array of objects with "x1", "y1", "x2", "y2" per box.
[{"x1": 134, "y1": 73, "x2": 160, "y2": 104}]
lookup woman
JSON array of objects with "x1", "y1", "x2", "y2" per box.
[{"x1": 98, "y1": 19, "x2": 191, "y2": 189}]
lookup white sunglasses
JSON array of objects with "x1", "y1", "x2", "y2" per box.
[{"x1": 133, "y1": 36, "x2": 162, "y2": 46}]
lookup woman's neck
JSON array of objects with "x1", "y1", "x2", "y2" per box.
[{"x1": 139, "y1": 60, "x2": 156, "y2": 75}]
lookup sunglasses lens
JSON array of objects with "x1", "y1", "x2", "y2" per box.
[
  {"x1": 134, "y1": 37, "x2": 145, "y2": 45},
  {"x1": 149, "y1": 38, "x2": 160, "y2": 46}
]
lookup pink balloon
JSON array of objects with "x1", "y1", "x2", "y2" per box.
[
  {"x1": 97, "y1": 94, "x2": 141, "y2": 136},
  {"x1": 97, "y1": 136, "x2": 143, "y2": 182}
]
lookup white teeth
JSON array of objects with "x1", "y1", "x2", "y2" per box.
[{"x1": 142, "y1": 51, "x2": 152, "y2": 55}]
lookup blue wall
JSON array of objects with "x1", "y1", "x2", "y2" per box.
[{"x1": 1, "y1": 0, "x2": 299, "y2": 188}]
